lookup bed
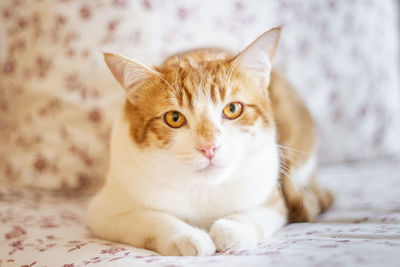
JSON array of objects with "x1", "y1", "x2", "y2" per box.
[{"x1": 1, "y1": 159, "x2": 399, "y2": 267}]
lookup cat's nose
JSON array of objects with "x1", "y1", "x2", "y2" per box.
[{"x1": 196, "y1": 144, "x2": 219, "y2": 160}]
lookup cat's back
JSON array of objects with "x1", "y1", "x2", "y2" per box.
[
  {"x1": 268, "y1": 71, "x2": 315, "y2": 159},
  {"x1": 162, "y1": 48, "x2": 233, "y2": 66}
]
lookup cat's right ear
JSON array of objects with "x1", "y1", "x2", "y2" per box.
[{"x1": 103, "y1": 52, "x2": 158, "y2": 101}]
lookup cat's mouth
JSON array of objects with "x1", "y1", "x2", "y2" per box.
[{"x1": 195, "y1": 161, "x2": 222, "y2": 174}]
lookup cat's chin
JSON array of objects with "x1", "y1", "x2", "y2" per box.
[
  {"x1": 192, "y1": 161, "x2": 231, "y2": 183},
  {"x1": 195, "y1": 162, "x2": 222, "y2": 174}
]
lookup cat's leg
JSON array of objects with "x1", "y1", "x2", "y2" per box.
[
  {"x1": 209, "y1": 186, "x2": 287, "y2": 251},
  {"x1": 281, "y1": 173, "x2": 319, "y2": 222},
  {"x1": 89, "y1": 202, "x2": 215, "y2": 256},
  {"x1": 281, "y1": 172, "x2": 334, "y2": 222}
]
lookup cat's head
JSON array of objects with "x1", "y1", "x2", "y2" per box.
[{"x1": 105, "y1": 28, "x2": 280, "y2": 183}]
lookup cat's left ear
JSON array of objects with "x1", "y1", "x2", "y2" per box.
[{"x1": 233, "y1": 27, "x2": 281, "y2": 85}]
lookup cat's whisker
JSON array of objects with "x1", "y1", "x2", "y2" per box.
[
  {"x1": 279, "y1": 163, "x2": 290, "y2": 171},
  {"x1": 276, "y1": 144, "x2": 306, "y2": 172},
  {"x1": 279, "y1": 167, "x2": 291, "y2": 177},
  {"x1": 279, "y1": 168, "x2": 298, "y2": 185},
  {"x1": 260, "y1": 145, "x2": 303, "y2": 175},
  {"x1": 277, "y1": 144, "x2": 306, "y2": 154}
]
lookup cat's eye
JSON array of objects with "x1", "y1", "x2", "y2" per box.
[
  {"x1": 223, "y1": 102, "x2": 243, "y2": 120},
  {"x1": 164, "y1": 111, "x2": 186, "y2": 128}
]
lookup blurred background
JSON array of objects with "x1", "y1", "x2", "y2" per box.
[{"x1": 0, "y1": 0, "x2": 399, "y2": 190}]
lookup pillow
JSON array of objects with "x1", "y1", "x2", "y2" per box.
[{"x1": 0, "y1": 0, "x2": 151, "y2": 189}]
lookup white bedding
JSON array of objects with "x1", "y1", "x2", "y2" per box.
[{"x1": 1, "y1": 159, "x2": 399, "y2": 267}]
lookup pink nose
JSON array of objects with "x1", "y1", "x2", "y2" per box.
[{"x1": 196, "y1": 144, "x2": 219, "y2": 160}]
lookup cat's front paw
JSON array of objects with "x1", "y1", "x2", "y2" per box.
[
  {"x1": 209, "y1": 219, "x2": 257, "y2": 252},
  {"x1": 161, "y1": 229, "x2": 216, "y2": 256}
]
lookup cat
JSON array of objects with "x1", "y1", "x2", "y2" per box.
[{"x1": 88, "y1": 27, "x2": 333, "y2": 256}]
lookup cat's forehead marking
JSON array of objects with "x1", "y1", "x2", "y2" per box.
[
  {"x1": 181, "y1": 70, "x2": 196, "y2": 110},
  {"x1": 173, "y1": 71, "x2": 184, "y2": 107},
  {"x1": 166, "y1": 61, "x2": 233, "y2": 110}
]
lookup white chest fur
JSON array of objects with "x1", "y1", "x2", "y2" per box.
[{"x1": 134, "y1": 154, "x2": 278, "y2": 228}]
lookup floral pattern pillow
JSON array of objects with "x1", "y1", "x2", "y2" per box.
[{"x1": 0, "y1": 0, "x2": 399, "y2": 190}]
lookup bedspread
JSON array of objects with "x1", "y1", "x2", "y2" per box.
[{"x1": 1, "y1": 159, "x2": 400, "y2": 267}]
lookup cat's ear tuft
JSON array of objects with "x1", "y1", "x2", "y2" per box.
[
  {"x1": 233, "y1": 27, "x2": 281, "y2": 82},
  {"x1": 103, "y1": 52, "x2": 158, "y2": 99}
]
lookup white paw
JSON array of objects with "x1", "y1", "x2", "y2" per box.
[
  {"x1": 162, "y1": 229, "x2": 216, "y2": 256},
  {"x1": 209, "y1": 219, "x2": 257, "y2": 252}
]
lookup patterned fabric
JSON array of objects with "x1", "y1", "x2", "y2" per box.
[
  {"x1": 1, "y1": 159, "x2": 400, "y2": 267},
  {"x1": 1, "y1": 0, "x2": 399, "y2": 189}
]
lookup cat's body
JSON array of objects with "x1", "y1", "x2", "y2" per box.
[{"x1": 88, "y1": 28, "x2": 333, "y2": 256}]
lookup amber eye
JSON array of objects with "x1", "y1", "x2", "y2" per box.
[
  {"x1": 164, "y1": 111, "x2": 186, "y2": 128},
  {"x1": 223, "y1": 102, "x2": 243, "y2": 119}
]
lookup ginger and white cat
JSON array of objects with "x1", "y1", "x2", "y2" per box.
[{"x1": 88, "y1": 28, "x2": 333, "y2": 256}]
